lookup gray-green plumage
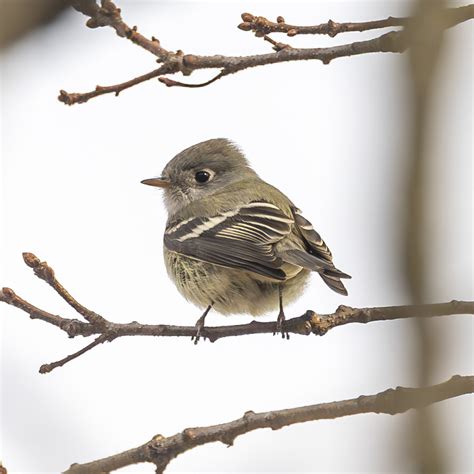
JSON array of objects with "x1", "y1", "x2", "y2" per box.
[{"x1": 143, "y1": 138, "x2": 350, "y2": 317}]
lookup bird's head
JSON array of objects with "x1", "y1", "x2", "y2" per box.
[{"x1": 141, "y1": 138, "x2": 257, "y2": 214}]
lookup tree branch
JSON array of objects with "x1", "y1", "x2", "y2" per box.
[
  {"x1": 58, "y1": 64, "x2": 172, "y2": 105},
  {"x1": 237, "y1": 5, "x2": 473, "y2": 38},
  {"x1": 58, "y1": 2, "x2": 474, "y2": 105},
  {"x1": 1, "y1": 253, "x2": 473, "y2": 373},
  {"x1": 63, "y1": 375, "x2": 474, "y2": 473},
  {"x1": 69, "y1": 0, "x2": 172, "y2": 61},
  {"x1": 238, "y1": 12, "x2": 408, "y2": 38}
]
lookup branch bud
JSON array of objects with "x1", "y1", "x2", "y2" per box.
[
  {"x1": 23, "y1": 252, "x2": 40, "y2": 268},
  {"x1": 0, "y1": 287, "x2": 15, "y2": 302},
  {"x1": 241, "y1": 12, "x2": 254, "y2": 22},
  {"x1": 238, "y1": 22, "x2": 252, "y2": 31}
]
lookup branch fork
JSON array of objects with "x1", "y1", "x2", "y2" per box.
[
  {"x1": 1, "y1": 252, "x2": 473, "y2": 374},
  {"x1": 58, "y1": 1, "x2": 474, "y2": 104}
]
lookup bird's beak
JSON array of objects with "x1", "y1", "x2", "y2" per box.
[{"x1": 140, "y1": 177, "x2": 170, "y2": 188}]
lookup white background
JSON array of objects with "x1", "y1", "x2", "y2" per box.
[{"x1": 1, "y1": 1, "x2": 472, "y2": 473}]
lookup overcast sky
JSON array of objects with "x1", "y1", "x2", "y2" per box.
[{"x1": 1, "y1": 1, "x2": 472, "y2": 473}]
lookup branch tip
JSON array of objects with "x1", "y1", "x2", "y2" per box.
[
  {"x1": 22, "y1": 252, "x2": 40, "y2": 268},
  {"x1": 241, "y1": 12, "x2": 254, "y2": 22},
  {"x1": 0, "y1": 287, "x2": 16, "y2": 302}
]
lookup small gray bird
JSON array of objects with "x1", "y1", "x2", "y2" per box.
[{"x1": 142, "y1": 138, "x2": 350, "y2": 340}]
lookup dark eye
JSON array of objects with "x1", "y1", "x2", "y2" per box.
[{"x1": 195, "y1": 171, "x2": 211, "y2": 183}]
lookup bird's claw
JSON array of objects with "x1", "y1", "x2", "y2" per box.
[
  {"x1": 273, "y1": 311, "x2": 290, "y2": 340},
  {"x1": 192, "y1": 314, "x2": 207, "y2": 345}
]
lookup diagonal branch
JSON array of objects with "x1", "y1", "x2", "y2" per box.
[
  {"x1": 39, "y1": 334, "x2": 112, "y2": 374},
  {"x1": 58, "y1": 2, "x2": 474, "y2": 105},
  {"x1": 63, "y1": 375, "x2": 474, "y2": 473},
  {"x1": 1, "y1": 253, "x2": 473, "y2": 373},
  {"x1": 21, "y1": 252, "x2": 106, "y2": 326},
  {"x1": 69, "y1": 0, "x2": 172, "y2": 61},
  {"x1": 58, "y1": 64, "x2": 172, "y2": 105}
]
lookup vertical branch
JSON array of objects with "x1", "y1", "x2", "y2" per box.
[{"x1": 405, "y1": 0, "x2": 447, "y2": 472}]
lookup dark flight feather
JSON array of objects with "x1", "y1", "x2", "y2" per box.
[{"x1": 290, "y1": 206, "x2": 351, "y2": 294}]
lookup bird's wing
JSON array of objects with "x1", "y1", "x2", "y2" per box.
[
  {"x1": 164, "y1": 201, "x2": 294, "y2": 281},
  {"x1": 283, "y1": 207, "x2": 351, "y2": 295}
]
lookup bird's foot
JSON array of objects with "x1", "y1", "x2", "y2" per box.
[
  {"x1": 191, "y1": 313, "x2": 207, "y2": 345},
  {"x1": 191, "y1": 304, "x2": 212, "y2": 345},
  {"x1": 274, "y1": 310, "x2": 290, "y2": 340}
]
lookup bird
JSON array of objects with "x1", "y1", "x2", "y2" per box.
[{"x1": 141, "y1": 138, "x2": 350, "y2": 341}]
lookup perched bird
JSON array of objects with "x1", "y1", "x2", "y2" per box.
[{"x1": 142, "y1": 138, "x2": 350, "y2": 340}]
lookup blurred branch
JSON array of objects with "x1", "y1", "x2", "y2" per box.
[
  {"x1": 0, "y1": 0, "x2": 67, "y2": 49},
  {"x1": 1, "y1": 253, "x2": 473, "y2": 373},
  {"x1": 63, "y1": 375, "x2": 474, "y2": 473},
  {"x1": 58, "y1": 1, "x2": 473, "y2": 105},
  {"x1": 404, "y1": 1, "x2": 452, "y2": 472}
]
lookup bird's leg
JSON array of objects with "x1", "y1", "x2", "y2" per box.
[
  {"x1": 275, "y1": 286, "x2": 289, "y2": 340},
  {"x1": 192, "y1": 304, "x2": 212, "y2": 345}
]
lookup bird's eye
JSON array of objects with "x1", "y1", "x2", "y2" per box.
[{"x1": 195, "y1": 171, "x2": 211, "y2": 183}]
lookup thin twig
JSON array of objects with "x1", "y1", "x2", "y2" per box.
[
  {"x1": 158, "y1": 71, "x2": 227, "y2": 88},
  {"x1": 58, "y1": 2, "x2": 474, "y2": 105},
  {"x1": 58, "y1": 65, "x2": 171, "y2": 105},
  {"x1": 238, "y1": 12, "x2": 408, "y2": 38},
  {"x1": 262, "y1": 34, "x2": 293, "y2": 52},
  {"x1": 63, "y1": 375, "x2": 474, "y2": 473},
  {"x1": 1, "y1": 253, "x2": 473, "y2": 373},
  {"x1": 70, "y1": 0, "x2": 172, "y2": 61},
  {"x1": 0, "y1": 287, "x2": 95, "y2": 337},
  {"x1": 39, "y1": 334, "x2": 112, "y2": 374},
  {"x1": 238, "y1": 6, "x2": 473, "y2": 37},
  {"x1": 22, "y1": 252, "x2": 106, "y2": 326}
]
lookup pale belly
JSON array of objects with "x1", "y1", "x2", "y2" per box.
[{"x1": 164, "y1": 249, "x2": 311, "y2": 316}]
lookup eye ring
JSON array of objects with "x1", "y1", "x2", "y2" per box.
[{"x1": 195, "y1": 170, "x2": 213, "y2": 184}]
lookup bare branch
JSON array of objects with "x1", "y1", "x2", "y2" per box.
[
  {"x1": 69, "y1": 0, "x2": 172, "y2": 61},
  {"x1": 58, "y1": 65, "x2": 171, "y2": 105},
  {"x1": 39, "y1": 334, "x2": 112, "y2": 374},
  {"x1": 158, "y1": 71, "x2": 227, "y2": 89},
  {"x1": 58, "y1": 2, "x2": 474, "y2": 105},
  {"x1": 0, "y1": 287, "x2": 95, "y2": 337},
  {"x1": 60, "y1": 31, "x2": 407, "y2": 104},
  {"x1": 1, "y1": 253, "x2": 473, "y2": 373},
  {"x1": 22, "y1": 252, "x2": 106, "y2": 326},
  {"x1": 238, "y1": 12, "x2": 408, "y2": 38},
  {"x1": 238, "y1": 6, "x2": 473, "y2": 38},
  {"x1": 63, "y1": 375, "x2": 474, "y2": 473}
]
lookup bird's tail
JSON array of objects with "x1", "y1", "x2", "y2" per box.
[
  {"x1": 278, "y1": 248, "x2": 351, "y2": 295},
  {"x1": 320, "y1": 272, "x2": 349, "y2": 296}
]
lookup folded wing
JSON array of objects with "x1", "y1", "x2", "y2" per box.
[
  {"x1": 164, "y1": 201, "x2": 351, "y2": 295},
  {"x1": 164, "y1": 202, "x2": 294, "y2": 281}
]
